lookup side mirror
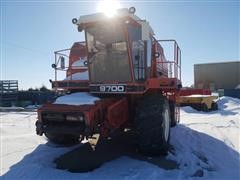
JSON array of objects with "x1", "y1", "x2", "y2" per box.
[
  {"x1": 135, "y1": 55, "x2": 140, "y2": 61},
  {"x1": 84, "y1": 60, "x2": 88, "y2": 66},
  {"x1": 153, "y1": 52, "x2": 160, "y2": 59},
  {"x1": 78, "y1": 26, "x2": 83, "y2": 32},
  {"x1": 60, "y1": 56, "x2": 65, "y2": 69}
]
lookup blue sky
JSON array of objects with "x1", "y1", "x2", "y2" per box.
[{"x1": 1, "y1": 0, "x2": 239, "y2": 90}]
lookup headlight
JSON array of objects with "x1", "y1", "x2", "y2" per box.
[
  {"x1": 79, "y1": 116, "x2": 84, "y2": 121},
  {"x1": 66, "y1": 115, "x2": 84, "y2": 122},
  {"x1": 129, "y1": 7, "x2": 136, "y2": 14}
]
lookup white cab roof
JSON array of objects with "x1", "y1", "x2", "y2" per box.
[{"x1": 77, "y1": 8, "x2": 154, "y2": 37}]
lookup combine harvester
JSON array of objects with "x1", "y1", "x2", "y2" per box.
[{"x1": 36, "y1": 7, "x2": 182, "y2": 155}]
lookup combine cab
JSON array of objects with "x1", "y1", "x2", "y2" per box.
[{"x1": 36, "y1": 7, "x2": 182, "y2": 155}]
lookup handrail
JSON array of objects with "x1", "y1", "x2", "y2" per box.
[
  {"x1": 53, "y1": 42, "x2": 88, "y2": 85},
  {"x1": 156, "y1": 40, "x2": 181, "y2": 81}
]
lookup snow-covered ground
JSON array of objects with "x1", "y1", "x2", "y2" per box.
[{"x1": 1, "y1": 96, "x2": 239, "y2": 179}]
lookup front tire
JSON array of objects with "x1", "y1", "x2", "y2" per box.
[
  {"x1": 44, "y1": 132, "x2": 80, "y2": 145},
  {"x1": 135, "y1": 94, "x2": 171, "y2": 156}
]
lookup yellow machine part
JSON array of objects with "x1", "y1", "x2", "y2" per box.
[{"x1": 177, "y1": 95, "x2": 218, "y2": 111}]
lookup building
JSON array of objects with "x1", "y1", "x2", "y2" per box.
[
  {"x1": 194, "y1": 61, "x2": 240, "y2": 91},
  {"x1": 0, "y1": 80, "x2": 18, "y2": 106}
]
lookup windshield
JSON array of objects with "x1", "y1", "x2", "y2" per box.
[{"x1": 86, "y1": 23, "x2": 131, "y2": 83}]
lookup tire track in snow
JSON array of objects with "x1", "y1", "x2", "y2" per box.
[{"x1": 170, "y1": 125, "x2": 221, "y2": 177}]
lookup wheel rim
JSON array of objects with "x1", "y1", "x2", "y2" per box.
[{"x1": 163, "y1": 108, "x2": 170, "y2": 141}]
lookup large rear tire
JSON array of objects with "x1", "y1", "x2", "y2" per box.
[
  {"x1": 45, "y1": 132, "x2": 80, "y2": 145},
  {"x1": 135, "y1": 94, "x2": 171, "y2": 156},
  {"x1": 169, "y1": 101, "x2": 177, "y2": 127}
]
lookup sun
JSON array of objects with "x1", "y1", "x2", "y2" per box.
[{"x1": 97, "y1": 0, "x2": 122, "y2": 17}]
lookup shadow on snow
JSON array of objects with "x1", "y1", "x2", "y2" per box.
[{"x1": 2, "y1": 125, "x2": 240, "y2": 179}]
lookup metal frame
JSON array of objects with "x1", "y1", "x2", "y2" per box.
[
  {"x1": 54, "y1": 42, "x2": 86, "y2": 79},
  {"x1": 157, "y1": 40, "x2": 181, "y2": 81}
]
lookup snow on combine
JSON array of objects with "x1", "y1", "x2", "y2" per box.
[{"x1": 36, "y1": 7, "x2": 182, "y2": 155}]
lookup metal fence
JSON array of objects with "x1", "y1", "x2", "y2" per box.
[{"x1": 0, "y1": 80, "x2": 18, "y2": 106}]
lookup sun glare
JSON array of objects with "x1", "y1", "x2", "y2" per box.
[{"x1": 97, "y1": 0, "x2": 122, "y2": 17}]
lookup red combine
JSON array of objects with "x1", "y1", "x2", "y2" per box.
[{"x1": 36, "y1": 7, "x2": 182, "y2": 155}]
